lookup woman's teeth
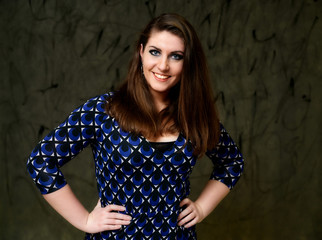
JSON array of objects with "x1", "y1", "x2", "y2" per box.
[{"x1": 154, "y1": 73, "x2": 170, "y2": 79}]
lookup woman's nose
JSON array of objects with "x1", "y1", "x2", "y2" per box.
[{"x1": 157, "y1": 57, "x2": 169, "y2": 72}]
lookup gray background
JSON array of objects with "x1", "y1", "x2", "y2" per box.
[{"x1": 1, "y1": 0, "x2": 321, "y2": 239}]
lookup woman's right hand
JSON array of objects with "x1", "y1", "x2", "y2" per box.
[
  {"x1": 43, "y1": 185, "x2": 132, "y2": 234},
  {"x1": 85, "y1": 200, "x2": 132, "y2": 233}
]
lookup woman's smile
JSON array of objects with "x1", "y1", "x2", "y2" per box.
[{"x1": 153, "y1": 72, "x2": 171, "y2": 81}]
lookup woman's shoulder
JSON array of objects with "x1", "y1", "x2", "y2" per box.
[
  {"x1": 90, "y1": 92, "x2": 114, "y2": 102},
  {"x1": 89, "y1": 92, "x2": 114, "y2": 103},
  {"x1": 80, "y1": 92, "x2": 114, "y2": 114}
]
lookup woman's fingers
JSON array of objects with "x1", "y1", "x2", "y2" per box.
[
  {"x1": 106, "y1": 212, "x2": 131, "y2": 220},
  {"x1": 100, "y1": 206, "x2": 132, "y2": 231},
  {"x1": 177, "y1": 198, "x2": 201, "y2": 228},
  {"x1": 179, "y1": 198, "x2": 191, "y2": 207},
  {"x1": 180, "y1": 214, "x2": 198, "y2": 228},
  {"x1": 101, "y1": 212, "x2": 132, "y2": 226},
  {"x1": 178, "y1": 207, "x2": 191, "y2": 222},
  {"x1": 86, "y1": 202, "x2": 132, "y2": 233},
  {"x1": 105, "y1": 204, "x2": 127, "y2": 212},
  {"x1": 105, "y1": 224, "x2": 122, "y2": 230},
  {"x1": 178, "y1": 207, "x2": 195, "y2": 227},
  {"x1": 102, "y1": 205, "x2": 132, "y2": 224},
  {"x1": 178, "y1": 198, "x2": 193, "y2": 221}
]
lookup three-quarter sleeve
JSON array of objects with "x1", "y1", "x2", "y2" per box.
[
  {"x1": 206, "y1": 123, "x2": 244, "y2": 190},
  {"x1": 26, "y1": 97, "x2": 99, "y2": 194}
]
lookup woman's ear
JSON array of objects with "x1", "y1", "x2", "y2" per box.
[{"x1": 140, "y1": 44, "x2": 144, "y2": 58}]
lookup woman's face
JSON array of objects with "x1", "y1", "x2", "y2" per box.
[{"x1": 140, "y1": 30, "x2": 184, "y2": 100}]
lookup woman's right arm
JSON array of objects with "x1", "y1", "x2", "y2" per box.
[
  {"x1": 43, "y1": 184, "x2": 131, "y2": 233},
  {"x1": 27, "y1": 95, "x2": 131, "y2": 233}
]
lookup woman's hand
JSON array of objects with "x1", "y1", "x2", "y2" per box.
[
  {"x1": 177, "y1": 180, "x2": 230, "y2": 229},
  {"x1": 177, "y1": 198, "x2": 204, "y2": 228},
  {"x1": 85, "y1": 200, "x2": 132, "y2": 234}
]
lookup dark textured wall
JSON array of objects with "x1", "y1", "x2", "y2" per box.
[{"x1": 1, "y1": 1, "x2": 321, "y2": 239}]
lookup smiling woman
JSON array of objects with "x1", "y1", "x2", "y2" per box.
[
  {"x1": 108, "y1": 13, "x2": 222, "y2": 151},
  {"x1": 140, "y1": 31, "x2": 184, "y2": 109},
  {"x1": 27, "y1": 13, "x2": 244, "y2": 240}
]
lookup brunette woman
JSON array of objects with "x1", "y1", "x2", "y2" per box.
[{"x1": 27, "y1": 13, "x2": 244, "y2": 239}]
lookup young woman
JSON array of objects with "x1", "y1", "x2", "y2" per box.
[{"x1": 27, "y1": 13, "x2": 244, "y2": 239}]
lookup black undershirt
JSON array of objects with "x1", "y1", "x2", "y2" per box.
[{"x1": 149, "y1": 141, "x2": 175, "y2": 152}]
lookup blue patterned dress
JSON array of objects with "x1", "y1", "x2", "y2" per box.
[{"x1": 27, "y1": 93, "x2": 244, "y2": 240}]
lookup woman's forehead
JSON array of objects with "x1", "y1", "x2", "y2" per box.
[{"x1": 145, "y1": 30, "x2": 185, "y2": 52}]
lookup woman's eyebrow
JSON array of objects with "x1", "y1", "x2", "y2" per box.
[
  {"x1": 148, "y1": 45, "x2": 184, "y2": 54},
  {"x1": 172, "y1": 50, "x2": 184, "y2": 55},
  {"x1": 148, "y1": 45, "x2": 161, "y2": 51}
]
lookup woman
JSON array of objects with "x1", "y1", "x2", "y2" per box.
[{"x1": 27, "y1": 13, "x2": 244, "y2": 239}]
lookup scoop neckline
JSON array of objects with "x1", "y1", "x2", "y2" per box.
[{"x1": 140, "y1": 133, "x2": 182, "y2": 153}]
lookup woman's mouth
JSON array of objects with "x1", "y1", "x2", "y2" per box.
[{"x1": 153, "y1": 72, "x2": 171, "y2": 81}]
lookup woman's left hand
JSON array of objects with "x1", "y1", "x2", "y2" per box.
[{"x1": 177, "y1": 198, "x2": 204, "y2": 228}]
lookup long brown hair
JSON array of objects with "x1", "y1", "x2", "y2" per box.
[{"x1": 106, "y1": 13, "x2": 220, "y2": 157}]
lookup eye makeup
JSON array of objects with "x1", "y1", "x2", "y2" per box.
[{"x1": 148, "y1": 46, "x2": 184, "y2": 61}]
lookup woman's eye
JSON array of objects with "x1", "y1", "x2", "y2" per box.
[
  {"x1": 171, "y1": 54, "x2": 184, "y2": 60},
  {"x1": 149, "y1": 50, "x2": 160, "y2": 56}
]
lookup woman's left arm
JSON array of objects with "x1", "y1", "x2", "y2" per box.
[
  {"x1": 177, "y1": 180, "x2": 229, "y2": 228},
  {"x1": 178, "y1": 123, "x2": 244, "y2": 228}
]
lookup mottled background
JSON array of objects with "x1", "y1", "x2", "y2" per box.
[{"x1": 0, "y1": 0, "x2": 321, "y2": 239}]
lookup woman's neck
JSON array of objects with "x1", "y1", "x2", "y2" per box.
[
  {"x1": 146, "y1": 132, "x2": 179, "y2": 142},
  {"x1": 147, "y1": 88, "x2": 179, "y2": 142}
]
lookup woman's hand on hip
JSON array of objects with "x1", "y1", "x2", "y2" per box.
[
  {"x1": 85, "y1": 200, "x2": 132, "y2": 233},
  {"x1": 177, "y1": 198, "x2": 204, "y2": 228}
]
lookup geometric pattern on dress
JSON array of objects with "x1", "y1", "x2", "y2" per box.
[
  {"x1": 27, "y1": 93, "x2": 244, "y2": 240},
  {"x1": 206, "y1": 124, "x2": 244, "y2": 189}
]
